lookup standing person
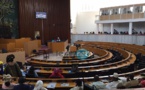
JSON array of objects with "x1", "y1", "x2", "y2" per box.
[
  {"x1": 66, "y1": 44, "x2": 70, "y2": 52},
  {"x1": 33, "y1": 80, "x2": 47, "y2": 90},
  {"x1": 4, "y1": 54, "x2": 22, "y2": 77}
]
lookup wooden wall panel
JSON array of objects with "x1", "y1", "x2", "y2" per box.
[{"x1": 19, "y1": 0, "x2": 70, "y2": 44}]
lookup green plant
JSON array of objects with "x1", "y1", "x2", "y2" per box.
[{"x1": 0, "y1": 0, "x2": 14, "y2": 25}]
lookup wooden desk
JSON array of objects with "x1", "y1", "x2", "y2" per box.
[
  {"x1": 23, "y1": 81, "x2": 75, "y2": 89},
  {"x1": 69, "y1": 46, "x2": 77, "y2": 52},
  {"x1": 38, "y1": 48, "x2": 51, "y2": 58},
  {"x1": 0, "y1": 51, "x2": 25, "y2": 64},
  {"x1": 0, "y1": 43, "x2": 15, "y2": 52},
  {"x1": 29, "y1": 47, "x2": 113, "y2": 65},
  {"x1": 1, "y1": 67, "x2": 145, "y2": 90},
  {"x1": 24, "y1": 40, "x2": 40, "y2": 56},
  {"x1": 48, "y1": 40, "x2": 68, "y2": 53},
  {"x1": 29, "y1": 51, "x2": 112, "y2": 66},
  {"x1": 35, "y1": 52, "x2": 135, "y2": 76},
  {"x1": 37, "y1": 69, "x2": 69, "y2": 74}
]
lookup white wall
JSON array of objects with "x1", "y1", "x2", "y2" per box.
[
  {"x1": 71, "y1": 0, "x2": 145, "y2": 34},
  {"x1": 75, "y1": 12, "x2": 98, "y2": 34},
  {"x1": 73, "y1": 12, "x2": 145, "y2": 34},
  {"x1": 71, "y1": 34, "x2": 145, "y2": 45}
]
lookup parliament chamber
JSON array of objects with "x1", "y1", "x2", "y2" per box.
[
  {"x1": 24, "y1": 41, "x2": 145, "y2": 90},
  {"x1": 1, "y1": 0, "x2": 145, "y2": 90},
  {"x1": 1, "y1": 39, "x2": 145, "y2": 90}
]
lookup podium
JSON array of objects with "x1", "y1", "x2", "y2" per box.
[{"x1": 48, "y1": 40, "x2": 68, "y2": 53}]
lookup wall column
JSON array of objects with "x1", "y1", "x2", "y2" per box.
[
  {"x1": 129, "y1": 22, "x2": 133, "y2": 35},
  {"x1": 96, "y1": 24, "x2": 99, "y2": 34},
  {"x1": 102, "y1": 24, "x2": 104, "y2": 34},
  {"x1": 111, "y1": 23, "x2": 114, "y2": 34}
]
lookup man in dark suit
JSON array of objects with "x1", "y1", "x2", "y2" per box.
[
  {"x1": 66, "y1": 44, "x2": 70, "y2": 52},
  {"x1": 75, "y1": 44, "x2": 81, "y2": 50},
  {"x1": 13, "y1": 77, "x2": 33, "y2": 90}
]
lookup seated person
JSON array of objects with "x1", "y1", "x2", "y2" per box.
[
  {"x1": 117, "y1": 74, "x2": 139, "y2": 88},
  {"x1": 87, "y1": 52, "x2": 94, "y2": 59},
  {"x1": 36, "y1": 35, "x2": 40, "y2": 39},
  {"x1": 106, "y1": 73, "x2": 122, "y2": 89},
  {"x1": 89, "y1": 75, "x2": 106, "y2": 89},
  {"x1": 4, "y1": 54, "x2": 22, "y2": 77},
  {"x1": 2, "y1": 48, "x2": 7, "y2": 53},
  {"x1": 20, "y1": 64, "x2": 27, "y2": 77},
  {"x1": 71, "y1": 64, "x2": 79, "y2": 73},
  {"x1": 49, "y1": 68, "x2": 64, "y2": 78},
  {"x1": 29, "y1": 49, "x2": 40, "y2": 57},
  {"x1": 138, "y1": 73, "x2": 145, "y2": 87},
  {"x1": 124, "y1": 74, "x2": 139, "y2": 88},
  {"x1": 84, "y1": 83, "x2": 96, "y2": 90},
  {"x1": 2, "y1": 74, "x2": 16, "y2": 89},
  {"x1": 0, "y1": 61, "x2": 3, "y2": 75},
  {"x1": 26, "y1": 66, "x2": 38, "y2": 78},
  {"x1": 33, "y1": 80, "x2": 47, "y2": 90},
  {"x1": 70, "y1": 79, "x2": 83, "y2": 90},
  {"x1": 13, "y1": 77, "x2": 32, "y2": 90}
]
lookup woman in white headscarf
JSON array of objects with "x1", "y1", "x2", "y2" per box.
[
  {"x1": 33, "y1": 80, "x2": 47, "y2": 90},
  {"x1": 2, "y1": 74, "x2": 16, "y2": 89}
]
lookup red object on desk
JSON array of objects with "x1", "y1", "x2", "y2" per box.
[{"x1": 49, "y1": 68, "x2": 64, "y2": 78}]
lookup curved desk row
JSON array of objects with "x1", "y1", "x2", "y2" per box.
[
  {"x1": 77, "y1": 41, "x2": 145, "y2": 55},
  {"x1": 35, "y1": 52, "x2": 135, "y2": 76},
  {"x1": 31, "y1": 47, "x2": 110, "y2": 63},
  {"x1": 1, "y1": 67, "x2": 145, "y2": 90},
  {"x1": 28, "y1": 51, "x2": 113, "y2": 66}
]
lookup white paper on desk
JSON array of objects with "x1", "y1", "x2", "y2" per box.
[
  {"x1": 47, "y1": 82, "x2": 56, "y2": 89},
  {"x1": 26, "y1": 66, "x2": 31, "y2": 69},
  {"x1": 61, "y1": 83, "x2": 69, "y2": 86},
  {"x1": 35, "y1": 69, "x2": 40, "y2": 72},
  {"x1": 101, "y1": 79, "x2": 109, "y2": 83}
]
